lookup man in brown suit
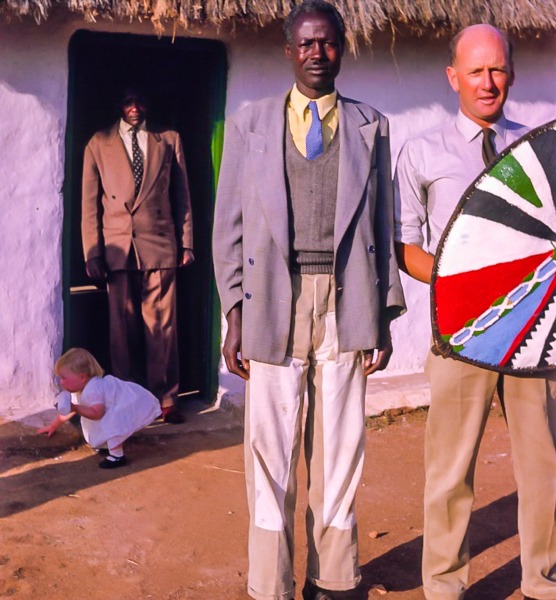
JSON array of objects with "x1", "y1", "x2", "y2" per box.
[{"x1": 81, "y1": 90, "x2": 193, "y2": 423}]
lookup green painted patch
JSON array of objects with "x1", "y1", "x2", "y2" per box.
[{"x1": 490, "y1": 154, "x2": 542, "y2": 207}]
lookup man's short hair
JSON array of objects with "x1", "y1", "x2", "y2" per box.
[
  {"x1": 118, "y1": 87, "x2": 148, "y2": 108},
  {"x1": 449, "y1": 25, "x2": 513, "y2": 66},
  {"x1": 284, "y1": 0, "x2": 346, "y2": 49}
]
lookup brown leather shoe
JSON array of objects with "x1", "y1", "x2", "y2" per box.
[{"x1": 161, "y1": 406, "x2": 185, "y2": 424}]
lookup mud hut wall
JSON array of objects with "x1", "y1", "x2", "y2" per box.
[
  {"x1": 0, "y1": 21, "x2": 69, "y2": 421},
  {"x1": 218, "y1": 29, "x2": 556, "y2": 405},
  {"x1": 0, "y1": 18, "x2": 554, "y2": 420}
]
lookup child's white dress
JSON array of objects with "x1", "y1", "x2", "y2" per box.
[{"x1": 73, "y1": 375, "x2": 161, "y2": 449}]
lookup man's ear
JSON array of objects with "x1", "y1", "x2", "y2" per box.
[
  {"x1": 446, "y1": 65, "x2": 460, "y2": 93},
  {"x1": 285, "y1": 44, "x2": 292, "y2": 60},
  {"x1": 508, "y1": 66, "x2": 515, "y2": 87}
]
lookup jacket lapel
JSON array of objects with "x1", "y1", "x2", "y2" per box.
[
  {"x1": 131, "y1": 130, "x2": 163, "y2": 212},
  {"x1": 251, "y1": 94, "x2": 291, "y2": 263},
  {"x1": 105, "y1": 123, "x2": 135, "y2": 199},
  {"x1": 334, "y1": 97, "x2": 378, "y2": 250}
]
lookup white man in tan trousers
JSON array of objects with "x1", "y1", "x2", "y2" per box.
[
  {"x1": 213, "y1": 2, "x2": 405, "y2": 598},
  {"x1": 394, "y1": 24, "x2": 556, "y2": 600},
  {"x1": 82, "y1": 90, "x2": 194, "y2": 424}
]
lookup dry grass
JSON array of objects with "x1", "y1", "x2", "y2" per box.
[{"x1": 1, "y1": 0, "x2": 554, "y2": 52}]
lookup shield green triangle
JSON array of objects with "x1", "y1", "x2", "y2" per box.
[{"x1": 490, "y1": 153, "x2": 542, "y2": 207}]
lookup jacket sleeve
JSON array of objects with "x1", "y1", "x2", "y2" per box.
[
  {"x1": 373, "y1": 115, "x2": 406, "y2": 320},
  {"x1": 170, "y1": 132, "x2": 194, "y2": 250},
  {"x1": 212, "y1": 116, "x2": 246, "y2": 317},
  {"x1": 81, "y1": 141, "x2": 104, "y2": 262}
]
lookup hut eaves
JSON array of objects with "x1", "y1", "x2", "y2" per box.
[{"x1": 1, "y1": 0, "x2": 555, "y2": 49}]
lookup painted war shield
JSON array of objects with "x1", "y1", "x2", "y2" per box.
[{"x1": 431, "y1": 119, "x2": 556, "y2": 374}]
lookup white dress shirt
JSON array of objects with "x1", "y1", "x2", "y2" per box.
[
  {"x1": 394, "y1": 111, "x2": 529, "y2": 254},
  {"x1": 118, "y1": 119, "x2": 148, "y2": 163}
]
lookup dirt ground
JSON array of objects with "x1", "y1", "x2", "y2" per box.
[{"x1": 1, "y1": 400, "x2": 525, "y2": 599}]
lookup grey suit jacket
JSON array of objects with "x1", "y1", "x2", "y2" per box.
[
  {"x1": 82, "y1": 122, "x2": 193, "y2": 271},
  {"x1": 213, "y1": 92, "x2": 405, "y2": 364}
]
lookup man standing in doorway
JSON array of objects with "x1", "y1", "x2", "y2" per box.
[
  {"x1": 395, "y1": 24, "x2": 556, "y2": 600},
  {"x1": 213, "y1": 2, "x2": 405, "y2": 598},
  {"x1": 82, "y1": 90, "x2": 194, "y2": 424}
]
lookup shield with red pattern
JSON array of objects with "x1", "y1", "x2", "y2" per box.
[{"x1": 431, "y1": 120, "x2": 556, "y2": 374}]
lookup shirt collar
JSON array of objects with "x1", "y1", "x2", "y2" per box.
[
  {"x1": 119, "y1": 118, "x2": 147, "y2": 135},
  {"x1": 455, "y1": 110, "x2": 508, "y2": 145},
  {"x1": 289, "y1": 85, "x2": 337, "y2": 121}
]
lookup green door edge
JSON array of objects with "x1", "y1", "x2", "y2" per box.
[{"x1": 206, "y1": 70, "x2": 227, "y2": 403}]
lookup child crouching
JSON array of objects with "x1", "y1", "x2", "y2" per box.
[{"x1": 38, "y1": 348, "x2": 161, "y2": 469}]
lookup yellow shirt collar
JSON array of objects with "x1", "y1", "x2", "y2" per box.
[{"x1": 289, "y1": 85, "x2": 337, "y2": 121}]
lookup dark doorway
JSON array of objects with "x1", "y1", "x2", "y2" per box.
[{"x1": 63, "y1": 30, "x2": 227, "y2": 401}]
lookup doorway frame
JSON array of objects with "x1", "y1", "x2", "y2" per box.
[{"x1": 62, "y1": 29, "x2": 227, "y2": 402}]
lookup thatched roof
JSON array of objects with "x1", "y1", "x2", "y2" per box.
[{"x1": 2, "y1": 0, "x2": 555, "y2": 48}]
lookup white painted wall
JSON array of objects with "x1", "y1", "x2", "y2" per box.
[
  {"x1": 0, "y1": 21, "x2": 70, "y2": 421},
  {"x1": 0, "y1": 16, "x2": 554, "y2": 421},
  {"x1": 218, "y1": 24, "x2": 556, "y2": 407}
]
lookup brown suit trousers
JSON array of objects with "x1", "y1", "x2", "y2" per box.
[{"x1": 107, "y1": 265, "x2": 178, "y2": 408}]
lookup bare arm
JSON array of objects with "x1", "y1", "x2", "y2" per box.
[
  {"x1": 38, "y1": 412, "x2": 76, "y2": 438},
  {"x1": 179, "y1": 248, "x2": 195, "y2": 267},
  {"x1": 395, "y1": 241, "x2": 433, "y2": 284},
  {"x1": 71, "y1": 402, "x2": 106, "y2": 421},
  {"x1": 362, "y1": 308, "x2": 400, "y2": 376},
  {"x1": 222, "y1": 305, "x2": 250, "y2": 380}
]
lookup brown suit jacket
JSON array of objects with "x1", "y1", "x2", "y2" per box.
[{"x1": 82, "y1": 122, "x2": 193, "y2": 271}]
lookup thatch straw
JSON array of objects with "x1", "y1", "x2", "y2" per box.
[{"x1": 2, "y1": 0, "x2": 555, "y2": 49}]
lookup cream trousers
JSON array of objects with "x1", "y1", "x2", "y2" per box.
[{"x1": 244, "y1": 274, "x2": 366, "y2": 600}]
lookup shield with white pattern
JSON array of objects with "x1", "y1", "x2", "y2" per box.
[{"x1": 432, "y1": 119, "x2": 556, "y2": 374}]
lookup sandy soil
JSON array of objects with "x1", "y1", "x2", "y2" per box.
[{"x1": 0, "y1": 401, "x2": 524, "y2": 599}]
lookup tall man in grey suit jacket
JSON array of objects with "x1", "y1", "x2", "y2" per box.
[
  {"x1": 213, "y1": 2, "x2": 405, "y2": 598},
  {"x1": 82, "y1": 91, "x2": 194, "y2": 424}
]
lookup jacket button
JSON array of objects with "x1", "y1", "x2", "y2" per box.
[
  {"x1": 248, "y1": 258, "x2": 254, "y2": 265},
  {"x1": 368, "y1": 245, "x2": 375, "y2": 253},
  {"x1": 245, "y1": 293, "x2": 252, "y2": 299},
  {"x1": 111, "y1": 195, "x2": 116, "y2": 199}
]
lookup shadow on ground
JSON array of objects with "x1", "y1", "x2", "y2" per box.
[
  {"x1": 360, "y1": 492, "x2": 519, "y2": 598},
  {"x1": 0, "y1": 399, "x2": 243, "y2": 518}
]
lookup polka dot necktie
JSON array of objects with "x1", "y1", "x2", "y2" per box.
[
  {"x1": 131, "y1": 127, "x2": 143, "y2": 197},
  {"x1": 481, "y1": 127, "x2": 496, "y2": 166},
  {"x1": 305, "y1": 101, "x2": 324, "y2": 160}
]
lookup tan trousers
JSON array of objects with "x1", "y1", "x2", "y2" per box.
[
  {"x1": 245, "y1": 274, "x2": 366, "y2": 600},
  {"x1": 423, "y1": 351, "x2": 556, "y2": 600},
  {"x1": 107, "y1": 267, "x2": 179, "y2": 408}
]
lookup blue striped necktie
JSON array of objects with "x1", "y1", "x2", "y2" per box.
[{"x1": 305, "y1": 101, "x2": 324, "y2": 160}]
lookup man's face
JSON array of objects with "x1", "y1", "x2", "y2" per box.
[
  {"x1": 285, "y1": 11, "x2": 343, "y2": 99},
  {"x1": 446, "y1": 25, "x2": 514, "y2": 127},
  {"x1": 121, "y1": 96, "x2": 147, "y2": 127}
]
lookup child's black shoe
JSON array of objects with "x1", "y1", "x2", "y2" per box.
[{"x1": 99, "y1": 455, "x2": 127, "y2": 469}]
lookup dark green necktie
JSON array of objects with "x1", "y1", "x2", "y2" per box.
[{"x1": 482, "y1": 127, "x2": 496, "y2": 166}]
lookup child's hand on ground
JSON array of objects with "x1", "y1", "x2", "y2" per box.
[
  {"x1": 37, "y1": 415, "x2": 67, "y2": 438},
  {"x1": 37, "y1": 423, "x2": 58, "y2": 437}
]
